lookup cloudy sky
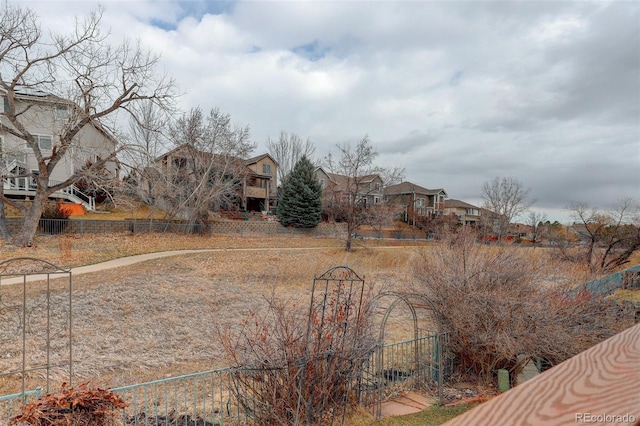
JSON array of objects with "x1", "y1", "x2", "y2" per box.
[{"x1": 21, "y1": 0, "x2": 640, "y2": 222}]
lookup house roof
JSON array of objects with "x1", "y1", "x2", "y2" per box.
[
  {"x1": 324, "y1": 172, "x2": 382, "y2": 191},
  {"x1": 384, "y1": 181, "x2": 446, "y2": 197},
  {"x1": 244, "y1": 153, "x2": 279, "y2": 167},
  {"x1": 315, "y1": 167, "x2": 337, "y2": 183},
  {"x1": 445, "y1": 199, "x2": 480, "y2": 209},
  {"x1": 1, "y1": 84, "x2": 70, "y2": 103},
  {"x1": 1, "y1": 83, "x2": 117, "y2": 146}
]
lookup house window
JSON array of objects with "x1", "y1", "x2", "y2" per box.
[
  {"x1": 262, "y1": 164, "x2": 271, "y2": 175},
  {"x1": 2, "y1": 96, "x2": 9, "y2": 113},
  {"x1": 415, "y1": 198, "x2": 425, "y2": 207},
  {"x1": 33, "y1": 135, "x2": 53, "y2": 151},
  {"x1": 55, "y1": 104, "x2": 69, "y2": 119},
  {"x1": 374, "y1": 196, "x2": 381, "y2": 204},
  {"x1": 319, "y1": 179, "x2": 326, "y2": 189}
]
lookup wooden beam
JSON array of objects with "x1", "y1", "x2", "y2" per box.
[{"x1": 444, "y1": 324, "x2": 640, "y2": 426}]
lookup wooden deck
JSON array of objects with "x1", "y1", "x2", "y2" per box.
[{"x1": 444, "y1": 324, "x2": 640, "y2": 425}]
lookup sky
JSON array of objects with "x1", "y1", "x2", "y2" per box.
[{"x1": 18, "y1": 0, "x2": 640, "y2": 223}]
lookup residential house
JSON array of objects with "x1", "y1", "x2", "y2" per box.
[
  {"x1": 444, "y1": 199, "x2": 482, "y2": 227},
  {"x1": 314, "y1": 167, "x2": 384, "y2": 215},
  {"x1": 243, "y1": 153, "x2": 278, "y2": 212},
  {"x1": 384, "y1": 182, "x2": 447, "y2": 224},
  {"x1": 1, "y1": 85, "x2": 117, "y2": 211},
  {"x1": 153, "y1": 145, "x2": 278, "y2": 214}
]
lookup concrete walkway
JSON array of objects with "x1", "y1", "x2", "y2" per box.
[
  {"x1": 0, "y1": 247, "x2": 339, "y2": 286},
  {"x1": 380, "y1": 391, "x2": 434, "y2": 417},
  {"x1": 0, "y1": 245, "x2": 411, "y2": 286}
]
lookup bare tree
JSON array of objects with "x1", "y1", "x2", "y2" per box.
[
  {"x1": 124, "y1": 102, "x2": 170, "y2": 202},
  {"x1": 560, "y1": 198, "x2": 640, "y2": 273},
  {"x1": 154, "y1": 107, "x2": 256, "y2": 225},
  {"x1": 481, "y1": 176, "x2": 533, "y2": 242},
  {"x1": 266, "y1": 131, "x2": 316, "y2": 184},
  {"x1": 527, "y1": 211, "x2": 548, "y2": 244},
  {"x1": 0, "y1": 5, "x2": 176, "y2": 246},
  {"x1": 362, "y1": 202, "x2": 404, "y2": 239},
  {"x1": 324, "y1": 136, "x2": 403, "y2": 251}
]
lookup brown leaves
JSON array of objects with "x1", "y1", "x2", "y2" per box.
[{"x1": 10, "y1": 382, "x2": 126, "y2": 426}]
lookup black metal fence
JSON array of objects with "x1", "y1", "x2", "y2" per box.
[{"x1": 2, "y1": 218, "x2": 347, "y2": 238}]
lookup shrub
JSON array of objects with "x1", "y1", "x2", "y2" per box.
[
  {"x1": 40, "y1": 204, "x2": 70, "y2": 220},
  {"x1": 39, "y1": 204, "x2": 70, "y2": 234},
  {"x1": 218, "y1": 279, "x2": 378, "y2": 425},
  {"x1": 412, "y1": 229, "x2": 634, "y2": 384}
]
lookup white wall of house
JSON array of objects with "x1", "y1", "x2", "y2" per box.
[{"x1": 1, "y1": 95, "x2": 116, "y2": 184}]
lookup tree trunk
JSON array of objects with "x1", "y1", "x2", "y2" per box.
[
  {"x1": 345, "y1": 233, "x2": 352, "y2": 252},
  {"x1": 14, "y1": 192, "x2": 47, "y2": 247}
]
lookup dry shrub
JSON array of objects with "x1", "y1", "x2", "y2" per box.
[
  {"x1": 218, "y1": 277, "x2": 378, "y2": 425},
  {"x1": 10, "y1": 382, "x2": 126, "y2": 426},
  {"x1": 412, "y1": 229, "x2": 635, "y2": 384}
]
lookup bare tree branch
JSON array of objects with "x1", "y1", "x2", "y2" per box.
[{"x1": 0, "y1": 4, "x2": 177, "y2": 246}]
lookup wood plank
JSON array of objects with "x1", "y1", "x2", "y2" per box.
[{"x1": 444, "y1": 324, "x2": 640, "y2": 425}]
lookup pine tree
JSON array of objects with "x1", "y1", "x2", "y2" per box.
[{"x1": 277, "y1": 156, "x2": 322, "y2": 228}]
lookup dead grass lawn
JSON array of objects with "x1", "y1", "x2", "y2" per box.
[{"x1": 1, "y1": 234, "x2": 430, "y2": 395}]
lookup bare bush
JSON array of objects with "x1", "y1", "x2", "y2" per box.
[
  {"x1": 218, "y1": 279, "x2": 379, "y2": 425},
  {"x1": 412, "y1": 229, "x2": 634, "y2": 384}
]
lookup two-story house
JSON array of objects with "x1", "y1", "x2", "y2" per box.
[
  {"x1": 384, "y1": 181, "x2": 447, "y2": 224},
  {"x1": 444, "y1": 199, "x2": 482, "y2": 227},
  {"x1": 243, "y1": 153, "x2": 278, "y2": 213},
  {"x1": 1, "y1": 85, "x2": 117, "y2": 211},
  {"x1": 152, "y1": 145, "x2": 278, "y2": 215},
  {"x1": 315, "y1": 167, "x2": 384, "y2": 211}
]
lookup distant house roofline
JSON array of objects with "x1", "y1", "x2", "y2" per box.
[{"x1": 384, "y1": 181, "x2": 447, "y2": 197}]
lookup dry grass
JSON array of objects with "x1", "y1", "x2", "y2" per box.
[
  {"x1": 0, "y1": 235, "x2": 428, "y2": 395},
  {"x1": 609, "y1": 289, "x2": 640, "y2": 303},
  {"x1": 1, "y1": 233, "x2": 635, "y2": 397}
]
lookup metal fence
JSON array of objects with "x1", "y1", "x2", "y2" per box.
[
  {"x1": 9, "y1": 218, "x2": 346, "y2": 238},
  {"x1": 111, "y1": 368, "x2": 241, "y2": 426},
  {"x1": 0, "y1": 388, "x2": 42, "y2": 422},
  {"x1": 0, "y1": 334, "x2": 452, "y2": 425}
]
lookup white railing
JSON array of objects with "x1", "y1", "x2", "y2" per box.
[
  {"x1": 1, "y1": 176, "x2": 96, "y2": 211},
  {"x1": 51, "y1": 180, "x2": 96, "y2": 211}
]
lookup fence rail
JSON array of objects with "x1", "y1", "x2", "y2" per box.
[
  {"x1": 0, "y1": 388, "x2": 42, "y2": 421},
  {"x1": 0, "y1": 334, "x2": 451, "y2": 424},
  {"x1": 5, "y1": 218, "x2": 347, "y2": 238}
]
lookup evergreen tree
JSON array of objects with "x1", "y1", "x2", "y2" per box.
[{"x1": 277, "y1": 156, "x2": 322, "y2": 228}]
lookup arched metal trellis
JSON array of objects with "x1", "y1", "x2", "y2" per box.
[
  {"x1": 0, "y1": 258, "x2": 73, "y2": 396},
  {"x1": 364, "y1": 291, "x2": 449, "y2": 419},
  {"x1": 294, "y1": 266, "x2": 370, "y2": 425}
]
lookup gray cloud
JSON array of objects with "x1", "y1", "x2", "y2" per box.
[{"x1": 21, "y1": 0, "x2": 640, "y2": 222}]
